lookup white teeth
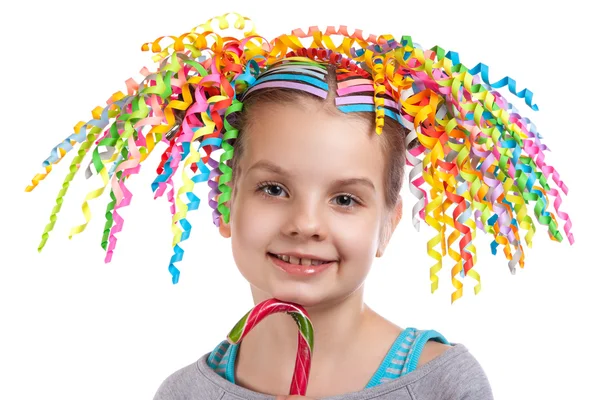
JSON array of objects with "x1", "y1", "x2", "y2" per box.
[{"x1": 274, "y1": 254, "x2": 329, "y2": 266}]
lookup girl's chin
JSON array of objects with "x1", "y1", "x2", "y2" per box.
[
  {"x1": 250, "y1": 280, "x2": 335, "y2": 309},
  {"x1": 267, "y1": 289, "x2": 327, "y2": 309}
]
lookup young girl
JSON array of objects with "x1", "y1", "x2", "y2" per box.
[
  {"x1": 26, "y1": 12, "x2": 571, "y2": 400},
  {"x1": 152, "y1": 60, "x2": 493, "y2": 399}
]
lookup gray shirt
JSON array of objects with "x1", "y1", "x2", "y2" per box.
[{"x1": 153, "y1": 343, "x2": 493, "y2": 399}]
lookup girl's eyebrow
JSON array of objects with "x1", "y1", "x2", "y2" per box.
[{"x1": 247, "y1": 159, "x2": 375, "y2": 192}]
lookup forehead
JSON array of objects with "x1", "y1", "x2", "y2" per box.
[{"x1": 239, "y1": 101, "x2": 386, "y2": 188}]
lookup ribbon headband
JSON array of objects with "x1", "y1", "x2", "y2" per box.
[{"x1": 240, "y1": 57, "x2": 403, "y2": 125}]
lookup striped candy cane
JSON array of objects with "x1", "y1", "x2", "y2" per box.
[{"x1": 227, "y1": 298, "x2": 314, "y2": 395}]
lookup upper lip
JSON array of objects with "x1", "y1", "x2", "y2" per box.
[{"x1": 269, "y1": 251, "x2": 335, "y2": 262}]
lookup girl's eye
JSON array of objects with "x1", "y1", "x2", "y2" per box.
[
  {"x1": 255, "y1": 181, "x2": 361, "y2": 210},
  {"x1": 255, "y1": 182, "x2": 286, "y2": 198},
  {"x1": 263, "y1": 184, "x2": 285, "y2": 197},
  {"x1": 334, "y1": 194, "x2": 356, "y2": 208}
]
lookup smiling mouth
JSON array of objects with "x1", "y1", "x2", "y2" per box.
[
  {"x1": 267, "y1": 252, "x2": 333, "y2": 266},
  {"x1": 267, "y1": 252, "x2": 335, "y2": 276}
]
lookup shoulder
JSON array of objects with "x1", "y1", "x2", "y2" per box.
[
  {"x1": 152, "y1": 363, "x2": 196, "y2": 400},
  {"x1": 417, "y1": 340, "x2": 453, "y2": 368},
  {"x1": 413, "y1": 344, "x2": 494, "y2": 400},
  {"x1": 152, "y1": 356, "x2": 222, "y2": 400}
]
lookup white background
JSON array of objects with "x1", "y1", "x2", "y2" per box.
[{"x1": 1, "y1": 1, "x2": 598, "y2": 399}]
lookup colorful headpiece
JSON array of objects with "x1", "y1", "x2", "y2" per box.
[
  {"x1": 26, "y1": 13, "x2": 573, "y2": 303},
  {"x1": 240, "y1": 57, "x2": 403, "y2": 123}
]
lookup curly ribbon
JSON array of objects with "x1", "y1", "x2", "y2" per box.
[
  {"x1": 26, "y1": 12, "x2": 574, "y2": 303},
  {"x1": 227, "y1": 299, "x2": 314, "y2": 396},
  {"x1": 104, "y1": 135, "x2": 142, "y2": 262}
]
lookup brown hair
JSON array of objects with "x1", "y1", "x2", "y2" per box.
[
  {"x1": 228, "y1": 64, "x2": 411, "y2": 215},
  {"x1": 171, "y1": 64, "x2": 412, "y2": 216}
]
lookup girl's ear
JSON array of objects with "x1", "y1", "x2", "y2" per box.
[
  {"x1": 217, "y1": 187, "x2": 234, "y2": 239},
  {"x1": 217, "y1": 173, "x2": 239, "y2": 239},
  {"x1": 376, "y1": 197, "x2": 403, "y2": 258},
  {"x1": 218, "y1": 215, "x2": 231, "y2": 239}
]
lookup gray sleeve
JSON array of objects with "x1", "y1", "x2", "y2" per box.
[
  {"x1": 152, "y1": 362, "x2": 224, "y2": 400},
  {"x1": 408, "y1": 349, "x2": 494, "y2": 400},
  {"x1": 152, "y1": 368, "x2": 188, "y2": 400}
]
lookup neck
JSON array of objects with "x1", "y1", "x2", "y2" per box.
[{"x1": 238, "y1": 284, "x2": 375, "y2": 374}]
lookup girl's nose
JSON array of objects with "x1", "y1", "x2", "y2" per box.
[{"x1": 283, "y1": 199, "x2": 327, "y2": 241}]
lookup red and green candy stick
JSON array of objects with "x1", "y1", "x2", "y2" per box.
[{"x1": 227, "y1": 298, "x2": 314, "y2": 395}]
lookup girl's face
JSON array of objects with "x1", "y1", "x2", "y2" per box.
[{"x1": 219, "y1": 98, "x2": 398, "y2": 308}]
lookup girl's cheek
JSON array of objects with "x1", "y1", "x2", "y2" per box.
[{"x1": 235, "y1": 198, "x2": 281, "y2": 234}]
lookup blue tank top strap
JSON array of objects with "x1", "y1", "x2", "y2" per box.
[
  {"x1": 365, "y1": 327, "x2": 417, "y2": 388},
  {"x1": 225, "y1": 343, "x2": 240, "y2": 382},
  {"x1": 402, "y1": 328, "x2": 451, "y2": 375},
  {"x1": 207, "y1": 340, "x2": 239, "y2": 383}
]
